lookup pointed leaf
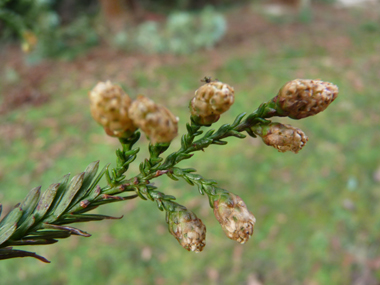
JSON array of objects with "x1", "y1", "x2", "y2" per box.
[
  {"x1": 7, "y1": 238, "x2": 58, "y2": 246},
  {"x1": 204, "y1": 129, "x2": 215, "y2": 137},
  {"x1": 212, "y1": 140, "x2": 228, "y2": 145},
  {"x1": 47, "y1": 174, "x2": 71, "y2": 215},
  {"x1": 0, "y1": 247, "x2": 50, "y2": 263},
  {"x1": 34, "y1": 183, "x2": 60, "y2": 222},
  {"x1": 69, "y1": 161, "x2": 100, "y2": 209},
  {"x1": 156, "y1": 200, "x2": 164, "y2": 211},
  {"x1": 85, "y1": 163, "x2": 108, "y2": 197},
  {"x1": 186, "y1": 123, "x2": 192, "y2": 134},
  {"x1": 27, "y1": 230, "x2": 71, "y2": 239},
  {"x1": 56, "y1": 213, "x2": 123, "y2": 224},
  {"x1": 0, "y1": 206, "x2": 22, "y2": 230},
  {"x1": 0, "y1": 223, "x2": 17, "y2": 246},
  {"x1": 166, "y1": 172, "x2": 179, "y2": 181},
  {"x1": 19, "y1": 186, "x2": 41, "y2": 225},
  {"x1": 231, "y1": 112, "x2": 246, "y2": 128},
  {"x1": 11, "y1": 215, "x2": 36, "y2": 240},
  {"x1": 53, "y1": 172, "x2": 85, "y2": 218},
  {"x1": 43, "y1": 224, "x2": 91, "y2": 237}
]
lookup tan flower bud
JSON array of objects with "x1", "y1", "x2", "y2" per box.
[
  {"x1": 129, "y1": 95, "x2": 178, "y2": 144},
  {"x1": 167, "y1": 208, "x2": 206, "y2": 252},
  {"x1": 273, "y1": 79, "x2": 339, "y2": 119},
  {"x1": 89, "y1": 81, "x2": 137, "y2": 137},
  {"x1": 252, "y1": 122, "x2": 308, "y2": 153},
  {"x1": 190, "y1": 81, "x2": 235, "y2": 125},
  {"x1": 213, "y1": 192, "x2": 256, "y2": 244}
]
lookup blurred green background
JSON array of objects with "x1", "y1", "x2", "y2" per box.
[{"x1": 1, "y1": 0, "x2": 380, "y2": 284}]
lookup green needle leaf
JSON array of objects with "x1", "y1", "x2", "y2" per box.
[
  {"x1": 33, "y1": 183, "x2": 60, "y2": 223},
  {"x1": 69, "y1": 161, "x2": 100, "y2": 208},
  {"x1": 0, "y1": 206, "x2": 22, "y2": 230},
  {"x1": 0, "y1": 223, "x2": 17, "y2": 246},
  {"x1": 52, "y1": 172, "x2": 85, "y2": 218},
  {"x1": 18, "y1": 186, "x2": 41, "y2": 225},
  {"x1": 0, "y1": 247, "x2": 51, "y2": 263}
]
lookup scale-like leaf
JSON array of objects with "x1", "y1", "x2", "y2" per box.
[{"x1": 53, "y1": 172, "x2": 85, "y2": 218}]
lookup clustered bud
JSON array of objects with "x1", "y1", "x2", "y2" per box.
[
  {"x1": 89, "y1": 81, "x2": 137, "y2": 138},
  {"x1": 167, "y1": 207, "x2": 206, "y2": 252},
  {"x1": 272, "y1": 79, "x2": 339, "y2": 119},
  {"x1": 252, "y1": 122, "x2": 308, "y2": 153},
  {"x1": 190, "y1": 80, "x2": 235, "y2": 126},
  {"x1": 129, "y1": 95, "x2": 178, "y2": 144},
  {"x1": 212, "y1": 192, "x2": 256, "y2": 244}
]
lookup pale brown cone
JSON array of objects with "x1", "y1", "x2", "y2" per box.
[
  {"x1": 89, "y1": 81, "x2": 137, "y2": 137},
  {"x1": 274, "y1": 79, "x2": 339, "y2": 119},
  {"x1": 129, "y1": 95, "x2": 178, "y2": 144},
  {"x1": 252, "y1": 123, "x2": 308, "y2": 154},
  {"x1": 190, "y1": 81, "x2": 234, "y2": 125},
  {"x1": 167, "y1": 208, "x2": 206, "y2": 252},
  {"x1": 213, "y1": 192, "x2": 256, "y2": 244}
]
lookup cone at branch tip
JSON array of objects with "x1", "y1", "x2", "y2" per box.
[
  {"x1": 89, "y1": 81, "x2": 137, "y2": 138},
  {"x1": 212, "y1": 192, "x2": 256, "y2": 244},
  {"x1": 272, "y1": 79, "x2": 338, "y2": 119},
  {"x1": 167, "y1": 207, "x2": 206, "y2": 252},
  {"x1": 190, "y1": 80, "x2": 235, "y2": 126},
  {"x1": 129, "y1": 95, "x2": 178, "y2": 144}
]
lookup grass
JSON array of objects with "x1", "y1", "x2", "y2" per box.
[{"x1": 1, "y1": 4, "x2": 380, "y2": 284}]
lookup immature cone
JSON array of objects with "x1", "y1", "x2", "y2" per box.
[
  {"x1": 89, "y1": 81, "x2": 137, "y2": 137},
  {"x1": 212, "y1": 192, "x2": 256, "y2": 244},
  {"x1": 167, "y1": 207, "x2": 206, "y2": 252},
  {"x1": 273, "y1": 79, "x2": 339, "y2": 119},
  {"x1": 190, "y1": 80, "x2": 235, "y2": 125},
  {"x1": 129, "y1": 95, "x2": 178, "y2": 144},
  {"x1": 252, "y1": 122, "x2": 308, "y2": 153}
]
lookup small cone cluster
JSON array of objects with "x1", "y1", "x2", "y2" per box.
[
  {"x1": 212, "y1": 192, "x2": 256, "y2": 244},
  {"x1": 252, "y1": 122, "x2": 308, "y2": 153},
  {"x1": 129, "y1": 95, "x2": 178, "y2": 144},
  {"x1": 190, "y1": 80, "x2": 235, "y2": 125},
  {"x1": 89, "y1": 81, "x2": 178, "y2": 143},
  {"x1": 167, "y1": 206, "x2": 206, "y2": 252},
  {"x1": 272, "y1": 79, "x2": 339, "y2": 119}
]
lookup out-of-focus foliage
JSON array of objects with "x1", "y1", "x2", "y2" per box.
[
  {"x1": 0, "y1": 0, "x2": 98, "y2": 60},
  {"x1": 114, "y1": 7, "x2": 227, "y2": 54},
  {"x1": 138, "y1": 0, "x2": 248, "y2": 11}
]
